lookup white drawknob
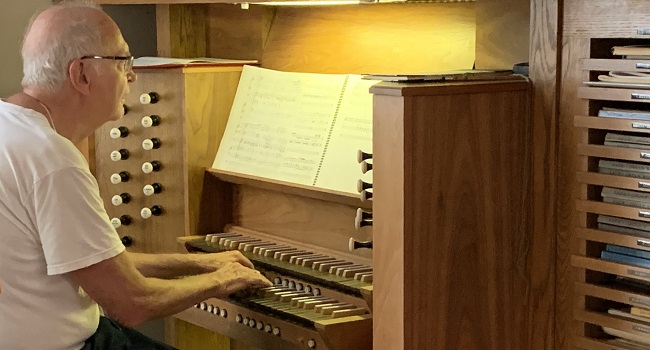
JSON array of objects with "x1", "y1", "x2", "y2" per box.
[
  {"x1": 111, "y1": 195, "x2": 124, "y2": 206},
  {"x1": 140, "y1": 207, "x2": 152, "y2": 219},
  {"x1": 142, "y1": 139, "x2": 154, "y2": 150},
  {"x1": 141, "y1": 116, "x2": 153, "y2": 128},
  {"x1": 110, "y1": 150, "x2": 123, "y2": 161},
  {"x1": 110, "y1": 173, "x2": 122, "y2": 184},
  {"x1": 143, "y1": 184, "x2": 155, "y2": 196},
  {"x1": 110, "y1": 218, "x2": 122, "y2": 228},
  {"x1": 142, "y1": 162, "x2": 153, "y2": 174},
  {"x1": 139, "y1": 92, "x2": 159, "y2": 104},
  {"x1": 109, "y1": 128, "x2": 121, "y2": 139}
]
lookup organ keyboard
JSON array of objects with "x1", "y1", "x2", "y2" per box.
[{"x1": 175, "y1": 174, "x2": 374, "y2": 350}]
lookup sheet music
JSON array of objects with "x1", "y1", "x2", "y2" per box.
[
  {"x1": 213, "y1": 66, "x2": 347, "y2": 185},
  {"x1": 315, "y1": 76, "x2": 376, "y2": 193}
]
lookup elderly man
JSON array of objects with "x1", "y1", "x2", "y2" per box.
[{"x1": 0, "y1": 1, "x2": 271, "y2": 350}]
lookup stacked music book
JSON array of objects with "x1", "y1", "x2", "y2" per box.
[
  {"x1": 596, "y1": 124, "x2": 650, "y2": 347},
  {"x1": 583, "y1": 45, "x2": 650, "y2": 90}
]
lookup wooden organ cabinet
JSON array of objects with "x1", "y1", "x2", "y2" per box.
[
  {"x1": 559, "y1": 0, "x2": 650, "y2": 348},
  {"x1": 95, "y1": 66, "x2": 244, "y2": 253},
  {"x1": 371, "y1": 79, "x2": 532, "y2": 349}
]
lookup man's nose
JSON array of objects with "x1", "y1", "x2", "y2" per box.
[{"x1": 127, "y1": 70, "x2": 137, "y2": 83}]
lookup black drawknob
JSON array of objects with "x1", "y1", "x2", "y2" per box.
[
  {"x1": 349, "y1": 238, "x2": 373, "y2": 251},
  {"x1": 148, "y1": 115, "x2": 161, "y2": 126},
  {"x1": 151, "y1": 183, "x2": 163, "y2": 194},
  {"x1": 119, "y1": 215, "x2": 132, "y2": 226},
  {"x1": 357, "y1": 150, "x2": 372, "y2": 163},
  {"x1": 121, "y1": 236, "x2": 133, "y2": 247},
  {"x1": 118, "y1": 171, "x2": 130, "y2": 182},
  {"x1": 120, "y1": 193, "x2": 131, "y2": 204},
  {"x1": 149, "y1": 138, "x2": 161, "y2": 149},
  {"x1": 150, "y1": 160, "x2": 161, "y2": 172},
  {"x1": 151, "y1": 205, "x2": 163, "y2": 216},
  {"x1": 357, "y1": 179, "x2": 372, "y2": 193}
]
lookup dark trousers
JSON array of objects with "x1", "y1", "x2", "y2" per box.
[{"x1": 82, "y1": 316, "x2": 178, "y2": 350}]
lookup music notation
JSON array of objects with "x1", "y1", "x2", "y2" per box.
[{"x1": 213, "y1": 66, "x2": 376, "y2": 193}]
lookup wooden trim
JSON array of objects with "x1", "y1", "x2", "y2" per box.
[
  {"x1": 369, "y1": 79, "x2": 528, "y2": 96},
  {"x1": 574, "y1": 115, "x2": 650, "y2": 133},
  {"x1": 207, "y1": 169, "x2": 372, "y2": 209},
  {"x1": 529, "y1": 0, "x2": 560, "y2": 349}
]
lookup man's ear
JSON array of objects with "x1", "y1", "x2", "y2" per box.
[{"x1": 68, "y1": 59, "x2": 91, "y2": 95}]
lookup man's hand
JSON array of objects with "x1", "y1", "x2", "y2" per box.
[
  {"x1": 200, "y1": 250, "x2": 256, "y2": 271},
  {"x1": 210, "y1": 262, "x2": 273, "y2": 298}
]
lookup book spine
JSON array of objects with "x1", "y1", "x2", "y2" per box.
[
  {"x1": 606, "y1": 132, "x2": 650, "y2": 145},
  {"x1": 604, "y1": 140, "x2": 650, "y2": 150},
  {"x1": 598, "y1": 215, "x2": 650, "y2": 232},
  {"x1": 601, "y1": 250, "x2": 650, "y2": 269},
  {"x1": 631, "y1": 307, "x2": 650, "y2": 319},
  {"x1": 603, "y1": 197, "x2": 650, "y2": 209},
  {"x1": 598, "y1": 110, "x2": 650, "y2": 120},
  {"x1": 599, "y1": 159, "x2": 650, "y2": 172},
  {"x1": 598, "y1": 167, "x2": 650, "y2": 180},
  {"x1": 601, "y1": 186, "x2": 650, "y2": 202},
  {"x1": 598, "y1": 223, "x2": 650, "y2": 239},
  {"x1": 606, "y1": 244, "x2": 650, "y2": 260}
]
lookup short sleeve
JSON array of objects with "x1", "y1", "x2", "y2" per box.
[{"x1": 33, "y1": 167, "x2": 125, "y2": 275}]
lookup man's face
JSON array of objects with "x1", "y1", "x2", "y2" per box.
[{"x1": 87, "y1": 29, "x2": 136, "y2": 124}]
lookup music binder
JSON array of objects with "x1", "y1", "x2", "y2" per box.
[{"x1": 212, "y1": 65, "x2": 376, "y2": 194}]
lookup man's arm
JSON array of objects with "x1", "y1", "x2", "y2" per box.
[
  {"x1": 66, "y1": 251, "x2": 271, "y2": 328},
  {"x1": 127, "y1": 250, "x2": 255, "y2": 279}
]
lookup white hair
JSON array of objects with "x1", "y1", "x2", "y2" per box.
[{"x1": 21, "y1": 0, "x2": 105, "y2": 92}]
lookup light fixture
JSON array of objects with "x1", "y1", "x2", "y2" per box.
[{"x1": 239, "y1": 0, "x2": 473, "y2": 7}]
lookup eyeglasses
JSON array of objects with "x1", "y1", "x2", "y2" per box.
[{"x1": 80, "y1": 55, "x2": 134, "y2": 72}]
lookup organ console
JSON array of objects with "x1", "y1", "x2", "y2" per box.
[{"x1": 93, "y1": 62, "x2": 534, "y2": 349}]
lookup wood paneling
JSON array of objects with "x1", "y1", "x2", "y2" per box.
[
  {"x1": 475, "y1": 0, "x2": 530, "y2": 69},
  {"x1": 205, "y1": 4, "x2": 273, "y2": 60},
  {"x1": 259, "y1": 3, "x2": 476, "y2": 74},
  {"x1": 156, "y1": 4, "x2": 207, "y2": 57},
  {"x1": 174, "y1": 318, "x2": 230, "y2": 350},
  {"x1": 528, "y1": 0, "x2": 560, "y2": 349}
]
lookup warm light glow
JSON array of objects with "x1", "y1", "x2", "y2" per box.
[{"x1": 251, "y1": 0, "x2": 364, "y2": 5}]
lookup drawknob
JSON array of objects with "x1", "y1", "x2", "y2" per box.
[
  {"x1": 110, "y1": 149, "x2": 129, "y2": 161},
  {"x1": 110, "y1": 215, "x2": 132, "y2": 228},
  {"x1": 357, "y1": 150, "x2": 372, "y2": 163},
  {"x1": 355, "y1": 208, "x2": 373, "y2": 229},
  {"x1": 361, "y1": 161, "x2": 373, "y2": 174},
  {"x1": 121, "y1": 236, "x2": 133, "y2": 247},
  {"x1": 360, "y1": 190, "x2": 373, "y2": 202},
  {"x1": 139, "y1": 92, "x2": 159, "y2": 104},
  {"x1": 110, "y1": 171, "x2": 130, "y2": 184},
  {"x1": 357, "y1": 179, "x2": 372, "y2": 193},
  {"x1": 348, "y1": 237, "x2": 373, "y2": 251},
  {"x1": 109, "y1": 126, "x2": 129, "y2": 139}
]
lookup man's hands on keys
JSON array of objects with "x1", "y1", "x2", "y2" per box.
[
  {"x1": 210, "y1": 262, "x2": 272, "y2": 298},
  {"x1": 200, "y1": 250, "x2": 256, "y2": 271}
]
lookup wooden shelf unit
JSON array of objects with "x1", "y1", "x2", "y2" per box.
[{"x1": 569, "y1": 19, "x2": 650, "y2": 347}]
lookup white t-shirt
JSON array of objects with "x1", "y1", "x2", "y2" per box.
[{"x1": 0, "y1": 100, "x2": 125, "y2": 350}]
